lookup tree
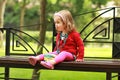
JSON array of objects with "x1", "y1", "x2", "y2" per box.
[
  {"x1": 32, "y1": 0, "x2": 47, "y2": 80},
  {"x1": 19, "y1": 0, "x2": 27, "y2": 29},
  {"x1": 0, "y1": 0, "x2": 7, "y2": 47},
  {"x1": 91, "y1": 0, "x2": 111, "y2": 8}
]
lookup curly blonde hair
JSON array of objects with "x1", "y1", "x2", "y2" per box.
[{"x1": 54, "y1": 10, "x2": 76, "y2": 33}]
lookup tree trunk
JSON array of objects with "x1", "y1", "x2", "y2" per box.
[
  {"x1": 0, "y1": 0, "x2": 7, "y2": 48},
  {"x1": 38, "y1": 0, "x2": 47, "y2": 52},
  {"x1": 32, "y1": 0, "x2": 47, "y2": 80},
  {"x1": 19, "y1": 0, "x2": 26, "y2": 36}
]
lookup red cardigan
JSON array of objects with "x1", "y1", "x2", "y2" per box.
[{"x1": 54, "y1": 30, "x2": 84, "y2": 60}]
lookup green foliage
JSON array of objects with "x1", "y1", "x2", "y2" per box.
[
  {"x1": 4, "y1": 0, "x2": 112, "y2": 37},
  {"x1": 25, "y1": 6, "x2": 40, "y2": 25},
  {"x1": 4, "y1": 2, "x2": 20, "y2": 27},
  {"x1": 91, "y1": 0, "x2": 111, "y2": 5},
  {"x1": 71, "y1": 0, "x2": 84, "y2": 13}
]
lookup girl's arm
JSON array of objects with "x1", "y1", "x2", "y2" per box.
[{"x1": 73, "y1": 32, "x2": 84, "y2": 61}]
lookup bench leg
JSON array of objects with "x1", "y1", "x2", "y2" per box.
[
  {"x1": 5, "y1": 67, "x2": 9, "y2": 80},
  {"x1": 106, "y1": 72, "x2": 111, "y2": 80},
  {"x1": 118, "y1": 73, "x2": 120, "y2": 80}
]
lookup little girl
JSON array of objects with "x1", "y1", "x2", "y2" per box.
[{"x1": 29, "y1": 10, "x2": 84, "y2": 69}]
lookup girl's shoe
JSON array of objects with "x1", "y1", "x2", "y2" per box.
[
  {"x1": 28, "y1": 56, "x2": 38, "y2": 66},
  {"x1": 40, "y1": 61, "x2": 54, "y2": 69}
]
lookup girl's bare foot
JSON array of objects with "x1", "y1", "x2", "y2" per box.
[
  {"x1": 28, "y1": 56, "x2": 38, "y2": 66},
  {"x1": 40, "y1": 61, "x2": 54, "y2": 69}
]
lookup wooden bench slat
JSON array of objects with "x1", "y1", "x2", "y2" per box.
[{"x1": 0, "y1": 56, "x2": 120, "y2": 73}]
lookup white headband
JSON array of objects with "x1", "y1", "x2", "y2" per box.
[{"x1": 54, "y1": 13, "x2": 65, "y2": 22}]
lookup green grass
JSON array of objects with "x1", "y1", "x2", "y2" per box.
[
  {"x1": 40, "y1": 70, "x2": 107, "y2": 80},
  {"x1": 85, "y1": 47, "x2": 112, "y2": 58},
  {"x1": 0, "y1": 68, "x2": 117, "y2": 80}
]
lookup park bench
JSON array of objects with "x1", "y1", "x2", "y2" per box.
[
  {"x1": 0, "y1": 56, "x2": 120, "y2": 80},
  {"x1": 0, "y1": 7, "x2": 120, "y2": 80}
]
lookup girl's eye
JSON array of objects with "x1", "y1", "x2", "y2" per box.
[
  {"x1": 55, "y1": 19, "x2": 62, "y2": 24},
  {"x1": 57, "y1": 22, "x2": 60, "y2": 24},
  {"x1": 55, "y1": 21, "x2": 60, "y2": 24}
]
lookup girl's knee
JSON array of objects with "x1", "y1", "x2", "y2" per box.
[{"x1": 59, "y1": 51, "x2": 67, "y2": 56}]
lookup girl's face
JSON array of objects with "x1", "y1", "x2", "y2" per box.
[{"x1": 54, "y1": 16, "x2": 66, "y2": 33}]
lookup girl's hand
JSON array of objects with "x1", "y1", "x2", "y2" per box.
[{"x1": 76, "y1": 59, "x2": 84, "y2": 62}]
